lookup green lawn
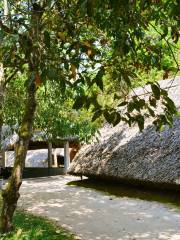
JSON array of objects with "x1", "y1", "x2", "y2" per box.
[{"x1": 0, "y1": 194, "x2": 75, "y2": 240}]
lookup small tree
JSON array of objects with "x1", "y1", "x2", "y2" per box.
[
  {"x1": 0, "y1": 0, "x2": 106, "y2": 232},
  {"x1": 0, "y1": 0, "x2": 179, "y2": 233}
]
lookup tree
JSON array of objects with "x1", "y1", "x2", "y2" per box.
[
  {"x1": 0, "y1": 1, "x2": 6, "y2": 167},
  {"x1": 0, "y1": 0, "x2": 105, "y2": 232},
  {"x1": 0, "y1": 0, "x2": 179, "y2": 233},
  {"x1": 0, "y1": 1, "x2": 39, "y2": 231}
]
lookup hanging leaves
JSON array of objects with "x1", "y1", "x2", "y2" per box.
[
  {"x1": 135, "y1": 115, "x2": 144, "y2": 132},
  {"x1": 163, "y1": 95, "x2": 177, "y2": 115},
  {"x1": 72, "y1": 95, "x2": 86, "y2": 109},
  {"x1": 92, "y1": 110, "x2": 102, "y2": 122},
  {"x1": 118, "y1": 101, "x2": 128, "y2": 107},
  {"x1": 94, "y1": 67, "x2": 105, "y2": 91},
  {"x1": 103, "y1": 110, "x2": 121, "y2": 126},
  {"x1": 150, "y1": 83, "x2": 161, "y2": 100},
  {"x1": 149, "y1": 96, "x2": 157, "y2": 108}
]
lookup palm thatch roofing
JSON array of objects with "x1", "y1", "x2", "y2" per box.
[
  {"x1": 1, "y1": 128, "x2": 79, "y2": 151},
  {"x1": 69, "y1": 77, "x2": 180, "y2": 189}
]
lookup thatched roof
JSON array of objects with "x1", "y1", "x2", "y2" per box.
[
  {"x1": 69, "y1": 77, "x2": 180, "y2": 189},
  {"x1": 1, "y1": 128, "x2": 79, "y2": 151},
  {"x1": 1, "y1": 125, "x2": 18, "y2": 150}
]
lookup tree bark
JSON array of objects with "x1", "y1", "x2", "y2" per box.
[
  {"x1": 0, "y1": 80, "x2": 37, "y2": 233},
  {"x1": 0, "y1": 63, "x2": 5, "y2": 167},
  {"x1": 0, "y1": 0, "x2": 10, "y2": 168},
  {"x1": 0, "y1": 1, "x2": 43, "y2": 233}
]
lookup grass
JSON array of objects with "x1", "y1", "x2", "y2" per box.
[
  {"x1": 0, "y1": 194, "x2": 75, "y2": 240},
  {"x1": 67, "y1": 178, "x2": 180, "y2": 209}
]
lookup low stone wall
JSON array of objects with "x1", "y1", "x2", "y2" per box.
[{"x1": 4, "y1": 167, "x2": 64, "y2": 179}]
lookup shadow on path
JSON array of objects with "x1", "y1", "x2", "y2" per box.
[{"x1": 19, "y1": 176, "x2": 180, "y2": 240}]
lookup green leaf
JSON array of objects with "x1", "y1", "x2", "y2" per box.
[
  {"x1": 147, "y1": 107, "x2": 155, "y2": 117},
  {"x1": 47, "y1": 68, "x2": 57, "y2": 80},
  {"x1": 64, "y1": 62, "x2": 69, "y2": 71},
  {"x1": 151, "y1": 84, "x2": 161, "y2": 100},
  {"x1": 60, "y1": 79, "x2": 66, "y2": 92},
  {"x1": 118, "y1": 101, "x2": 128, "y2": 107},
  {"x1": 164, "y1": 96, "x2": 177, "y2": 114},
  {"x1": 136, "y1": 115, "x2": 144, "y2": 131},
  {"x1": 103, "y1": 110, "x2": 115, "y2": 124},
  {"x1": 138, "y1": 99, "x2": 145, "y2": 108},
  {"x1": 92, "y1": 110, "x2": 102, "y2": 122},
  {"x1": 84, "y1": 97, "x2": 92, "y2": 109},
  {"x1": 44, "y1": 30, "x2": 50, "y2": 48},
  {"x1": 94, "y1": 67, "x2": 105, "y2": 91},
  {"x1": 112, "y1": 112, "x2": 121, "y2": 126},
  {"x1": 123, "y1": 75, "x2": 131, "y2": 87},
  {"x1": 161, "y1": 89, "x2": 168, "y2": 96},
  {"x1": 161, "y1": 25, "x2": 168, "y2": 39},
  {"x1": 131, "y1": 98, "x2": 145, "y2": 112},
  {"x1": 149, "y1": 97, "x2": 157, "y2": 108},
  {"x1": 73, "y1": 96, "x2": 85, "y2": 109},
  {"x1": 127, "y1": 102, "x2": 135, "y2": 112},
  {"x1": 114, "y1": 93, "x2": 121, "y2": 100},
  {"x1": 103, "y1": 110, "x2": 121, "y2": 126}
]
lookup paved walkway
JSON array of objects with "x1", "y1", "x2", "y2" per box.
[{"x1": 19, "y1": 176, "x2": 180, "y2": 240}]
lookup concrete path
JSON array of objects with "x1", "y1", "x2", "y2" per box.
[{"x1": 19, "y1": 176, "x2": 180, "y2": 240}]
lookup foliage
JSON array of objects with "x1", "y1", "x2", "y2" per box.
[
  {"x1": 0, "y1": 1, "x2": 105, "y2": 142},
  {"x1": 3, "y1": 73, "x2": 102, "y2": 142},
  {"x1": 34, "y1": 80, "x2": 102, "y2": 142},
  {"x1": 0, "y1": 0, "x2": 179, "y2": 233},
  {"x1": 73, "y1": 0, "x2": 180, "y2": 130},
  {"x1": 0, "y1": 0, "x2": 179, "y2": 136},
  {"x1": 0, "y1": 204, "x2": 75, "y2": 240}
]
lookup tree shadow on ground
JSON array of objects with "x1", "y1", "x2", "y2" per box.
[
  {"x1": 67, "y1": 178, "x2": 180, "y2": 208},
  {"x1": 18, "y1": 176, "x2": 180, "y2": 240}
]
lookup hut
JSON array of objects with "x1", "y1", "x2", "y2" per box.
[
  {"x1": 69, "y1": 77, "x2": 180, "y2": 190},
  {"x1": 0, "y1": 128, "x2": 79, "y2": 178}
]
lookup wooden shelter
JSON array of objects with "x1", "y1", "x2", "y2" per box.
[{"x1": 1, "y1": 130, "x2": 79, "y2": 177}]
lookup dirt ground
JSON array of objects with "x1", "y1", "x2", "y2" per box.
[{"x1": 19, "y1": 175, "x2": 180, "y2": 240}]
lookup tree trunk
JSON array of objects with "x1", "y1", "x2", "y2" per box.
[
  {"x1": 0, "y1": 63, "x2": 5, "y2": 167},
  {"x1": 0, "y1": 0, "x2": 11, "y2": 168},
  {"x1": 0, "y1": 0, "x2": 43, "y2": 233},
  {"x1": 0, "y1": 80, "x2": 36, "y2": 233}
]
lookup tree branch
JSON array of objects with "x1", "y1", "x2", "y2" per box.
[
  {"x1": 149, "y1": 23, "x2": 179, "y2": 70},
  {"x1": 149, "y1": 23, "x2": 179, "y2": 90}
]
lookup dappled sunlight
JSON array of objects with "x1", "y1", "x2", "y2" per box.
[{"x1": 19, "y1": 175, "x2": 180, "y2": 240}]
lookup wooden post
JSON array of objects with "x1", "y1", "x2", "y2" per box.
[
  {"x1": 53, "y1": 148, "x2": 58, "y2": 167},
  {"x1": 48, "y1": 142, "x2": 52, "y2": 169},
  {"x1": 0, "y1": 150, "x2": 5, "y2": 168},
  {"x1": 64, "y1": 141, "x2": 70, "y2": 174},
  {"x1": 4, "y1": 151, "x2": 7, "y2": 167}
]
